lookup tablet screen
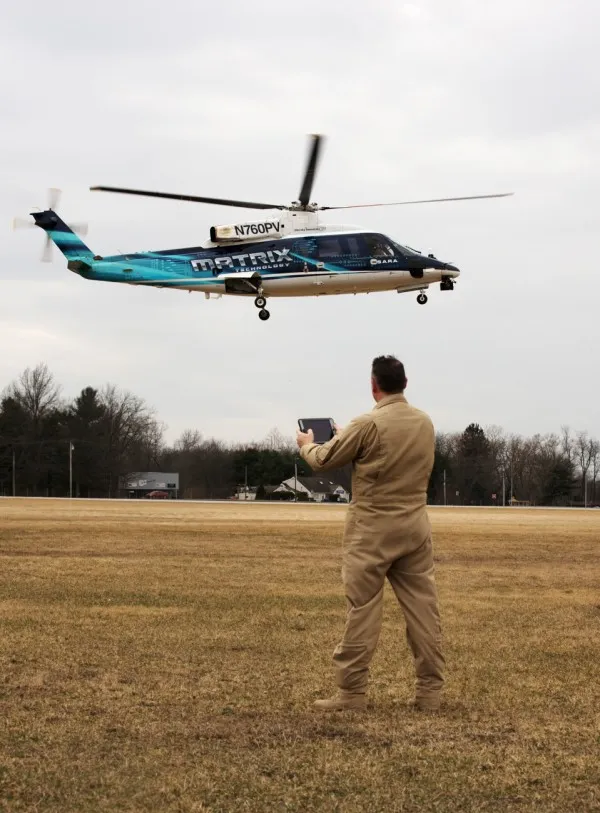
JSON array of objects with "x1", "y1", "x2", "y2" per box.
[{"x1": 298, "y1": 418, "x2": 334, "y2": 444}]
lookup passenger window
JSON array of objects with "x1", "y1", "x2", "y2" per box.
[
  {"x1": 316, "y1": 237, "x2": 343, "y2": 258},
  {"x1": 290, "y1": 237, "x2": 317, "y2": 257},
  {"x1": 346, "y1": 236, "x2": 362, "y2": 255}
]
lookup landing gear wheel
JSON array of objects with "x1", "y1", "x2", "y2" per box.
[
  {"x1": 258, "y1": 308, "x2": 270, "y2": 321},
  {"x1": 417, "y1": 293, "x2": 428, "y2": 305},
  {"x1": 254, "y1": 296, "x2": 266, "y2": 309}
]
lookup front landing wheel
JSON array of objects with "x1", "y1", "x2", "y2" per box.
[{"x1": 417, "y1": 293, "x2": 428, "y2": 305}]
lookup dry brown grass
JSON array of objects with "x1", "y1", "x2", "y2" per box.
[{"x1": 0, "y1": 499, "x2": 599, "y2": 812}]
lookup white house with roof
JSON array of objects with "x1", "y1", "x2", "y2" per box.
[{"x1": 276, "y1": 476, "x2": 349, "y2": 503}]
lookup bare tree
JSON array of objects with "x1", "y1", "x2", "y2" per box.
[
  {"x1": 590, "y1": 439, "x2": 600, "y2": 505},
  {"x1": 1, "y1": 364, "x2": 64, "y2": 496},
  {"x1": 262, "y1": 427, "x2": 295, "y2": 451},
  {"x1": 138, "y1": 418, "x2": 166, "y2": 470},
  {"x1": 574, "y1": 431, "x2": 594, "y2": 505},
  {"x1": 435, "y1": 432, "x2": 457, "y2": 458},
  {"x1": 174, "y1": 429, "x2": 203, "y2": 452},
  {"x1": 98, "y1": 384, "x2": 162, "y2": 495},
  {"x1": 484, "y1": 424, "x2": 507, "y2": 497},
  {"x1": 4, "y1": 363, "x2": 61, "y2": 427},
  {"x1": 500, "y1": 433, "x2": 520, "y2": 503},
  {"x1": 100, "y1": 385, "x2": 157, "y2": 444},
  {"x1": 560, "y1": 426, "x2": 575, "y2": 466}
]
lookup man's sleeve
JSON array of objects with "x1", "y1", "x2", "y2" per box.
[{"x1": 299, "y1": 416, "x2": 375, "y2": 472}]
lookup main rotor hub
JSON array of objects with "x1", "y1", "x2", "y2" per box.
[{"x1": 288, "y1": 201, "x2": 318, "y2": 212}]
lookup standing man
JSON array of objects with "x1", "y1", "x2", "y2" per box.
[{"x1": 296, "y1": 355, "x2": 444, "y2": 712}]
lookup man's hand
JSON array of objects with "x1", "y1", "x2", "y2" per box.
[{"x1": 296, "y1": 428, "x2": 314, "y2": 449}]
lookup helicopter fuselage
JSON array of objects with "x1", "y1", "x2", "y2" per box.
[
  {"x1": 78, "y1": 226, "x2": 459, "y2": 301},
  {"x1": 30, "y1": 208, "x2": 459, "y2": 320}
]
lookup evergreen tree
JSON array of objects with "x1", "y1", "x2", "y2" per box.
[{"x1": 456, "y1": 423, "x2": 492, "y2": 505}]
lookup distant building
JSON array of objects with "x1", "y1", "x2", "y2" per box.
[
  {"x1": 276, "y1": 476, "x2": 349, "y2": 503},
  {"x1": 234, "y1": 486, "x2": 258, "y2": 501},
  {"x1": 122, "y1": 472, "x2": 179, "y2": 499}
]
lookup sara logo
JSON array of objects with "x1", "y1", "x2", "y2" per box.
[{"x1": 191, "y1": 248, "x2": 293, "y2": 273}]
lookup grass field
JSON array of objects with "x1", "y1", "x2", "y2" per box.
[{"x1": 1, "y1": 499, "x2": 599, "y2": 812}]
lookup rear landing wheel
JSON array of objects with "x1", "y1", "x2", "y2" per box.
[
  {"x1": 258, "y1": 308, "x2": 270, "y2": 321},
  {"x1": 417, "y1": 293, "x2": 428, "y2": 305},
  {"x1": 254, "y1": 296, "x2": 266, "y2": 309}
]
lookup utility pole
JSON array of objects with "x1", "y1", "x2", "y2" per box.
[
  {"x1": 12, "y1": 448, "x2": 16, "y2": 497},
  {"x1": 502, "y1": 470, "x2": 506, "y2": 507},
  {"x1": 69, "y1": 442, "x2": 74, "y2": 499},
  {"x1": 294, "y1": 459, "x2": 298, "y2": 502},
  {"x1": 510, "y1": 460, "x2": 513, "y2": 507},
  {"x1": 443, "y1": 469, "x2": 447, "y2": 506}
]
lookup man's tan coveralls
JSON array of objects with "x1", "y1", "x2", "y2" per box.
[{"x1": 299, "y1": 394, "x2": 444, "y2": 704}]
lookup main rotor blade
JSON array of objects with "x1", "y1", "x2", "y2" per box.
[
  {"x1": 298, "y1": 134, "x2": 324, "y2": 208},
  {"x1": 89, "y1": 186, "x2": 287, "y2": 210},
  {"x1": 319, "y1": 193, "x2": 514, "y2": 210}
]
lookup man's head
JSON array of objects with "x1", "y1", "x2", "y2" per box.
[{"x1": 371, "y1": 355, "x2": 407, "y2": 401}]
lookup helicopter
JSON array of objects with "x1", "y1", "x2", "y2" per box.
[{"x1": 17, "y1": 135, "x2": 512, "y2": 321}]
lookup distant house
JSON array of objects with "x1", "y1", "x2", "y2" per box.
[
  {"x1": 276, "y1": 476, "x2": 349, "y2": 503},
  {"x1": 233, "y1": 486, "x2": 258, "y2": 501},
  {"x1": 122, "y1": 472, "x2": 179, "y2": 499}
]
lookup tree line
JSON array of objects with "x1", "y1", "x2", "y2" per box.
[
  {"x1": 0, "y1": 364, "x2": 318, "y2": 500},
  {"x1": 0, "y1": 364, "x2": 598, "y2": 505},
  {"x1": 429, "y1": 423, "x2": 598, "y2": 507}
]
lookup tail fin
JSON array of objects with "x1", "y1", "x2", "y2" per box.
[{"x1": 31, "y1": 210, "x2": 94, "y2": 261}]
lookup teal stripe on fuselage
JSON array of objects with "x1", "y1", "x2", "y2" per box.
[
  {"x1": 70, "y1": 242, "x2": 369, "y2": 288},
  {"x1": 87, "y1": 260, "x2": 200, "y2": 285}
]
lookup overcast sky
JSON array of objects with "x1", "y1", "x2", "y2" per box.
[{"x1": 1, "y1": 0, "x2": 599, "y2": 446}]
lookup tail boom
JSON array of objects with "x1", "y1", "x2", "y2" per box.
[{"x1": 31, "y1": 210, "x2": 94, "y2": 261}]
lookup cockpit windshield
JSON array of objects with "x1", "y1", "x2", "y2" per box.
[
  {"x1": 365, "y1": 234, "x2": 396, "y2": 258},
  {"x1": 391, "y1": 240, "x2": 422, "y2": 256}
]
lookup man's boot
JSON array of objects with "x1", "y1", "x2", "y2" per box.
[
  {"x1": 410, "y1": 694, "x2": 441, "y2": 713},
  {"x1": 313, "y1": 690, "x2": 367, "y2": 711}
]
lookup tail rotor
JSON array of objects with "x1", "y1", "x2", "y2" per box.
[
  {"x1": 12, "y1": 188, "x2": 89, "y2": 262},
  {"x1": 48, "y1": 187, "x2": 61, "y2": 211}
]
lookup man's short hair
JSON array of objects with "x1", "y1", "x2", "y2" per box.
[{"x1": 371, "y1": 355, "x2": 407, "y2": 394}]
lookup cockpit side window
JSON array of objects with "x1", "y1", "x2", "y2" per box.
[{"x1": 365, "y1": 233, "x2": 396, "y2": 258}]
